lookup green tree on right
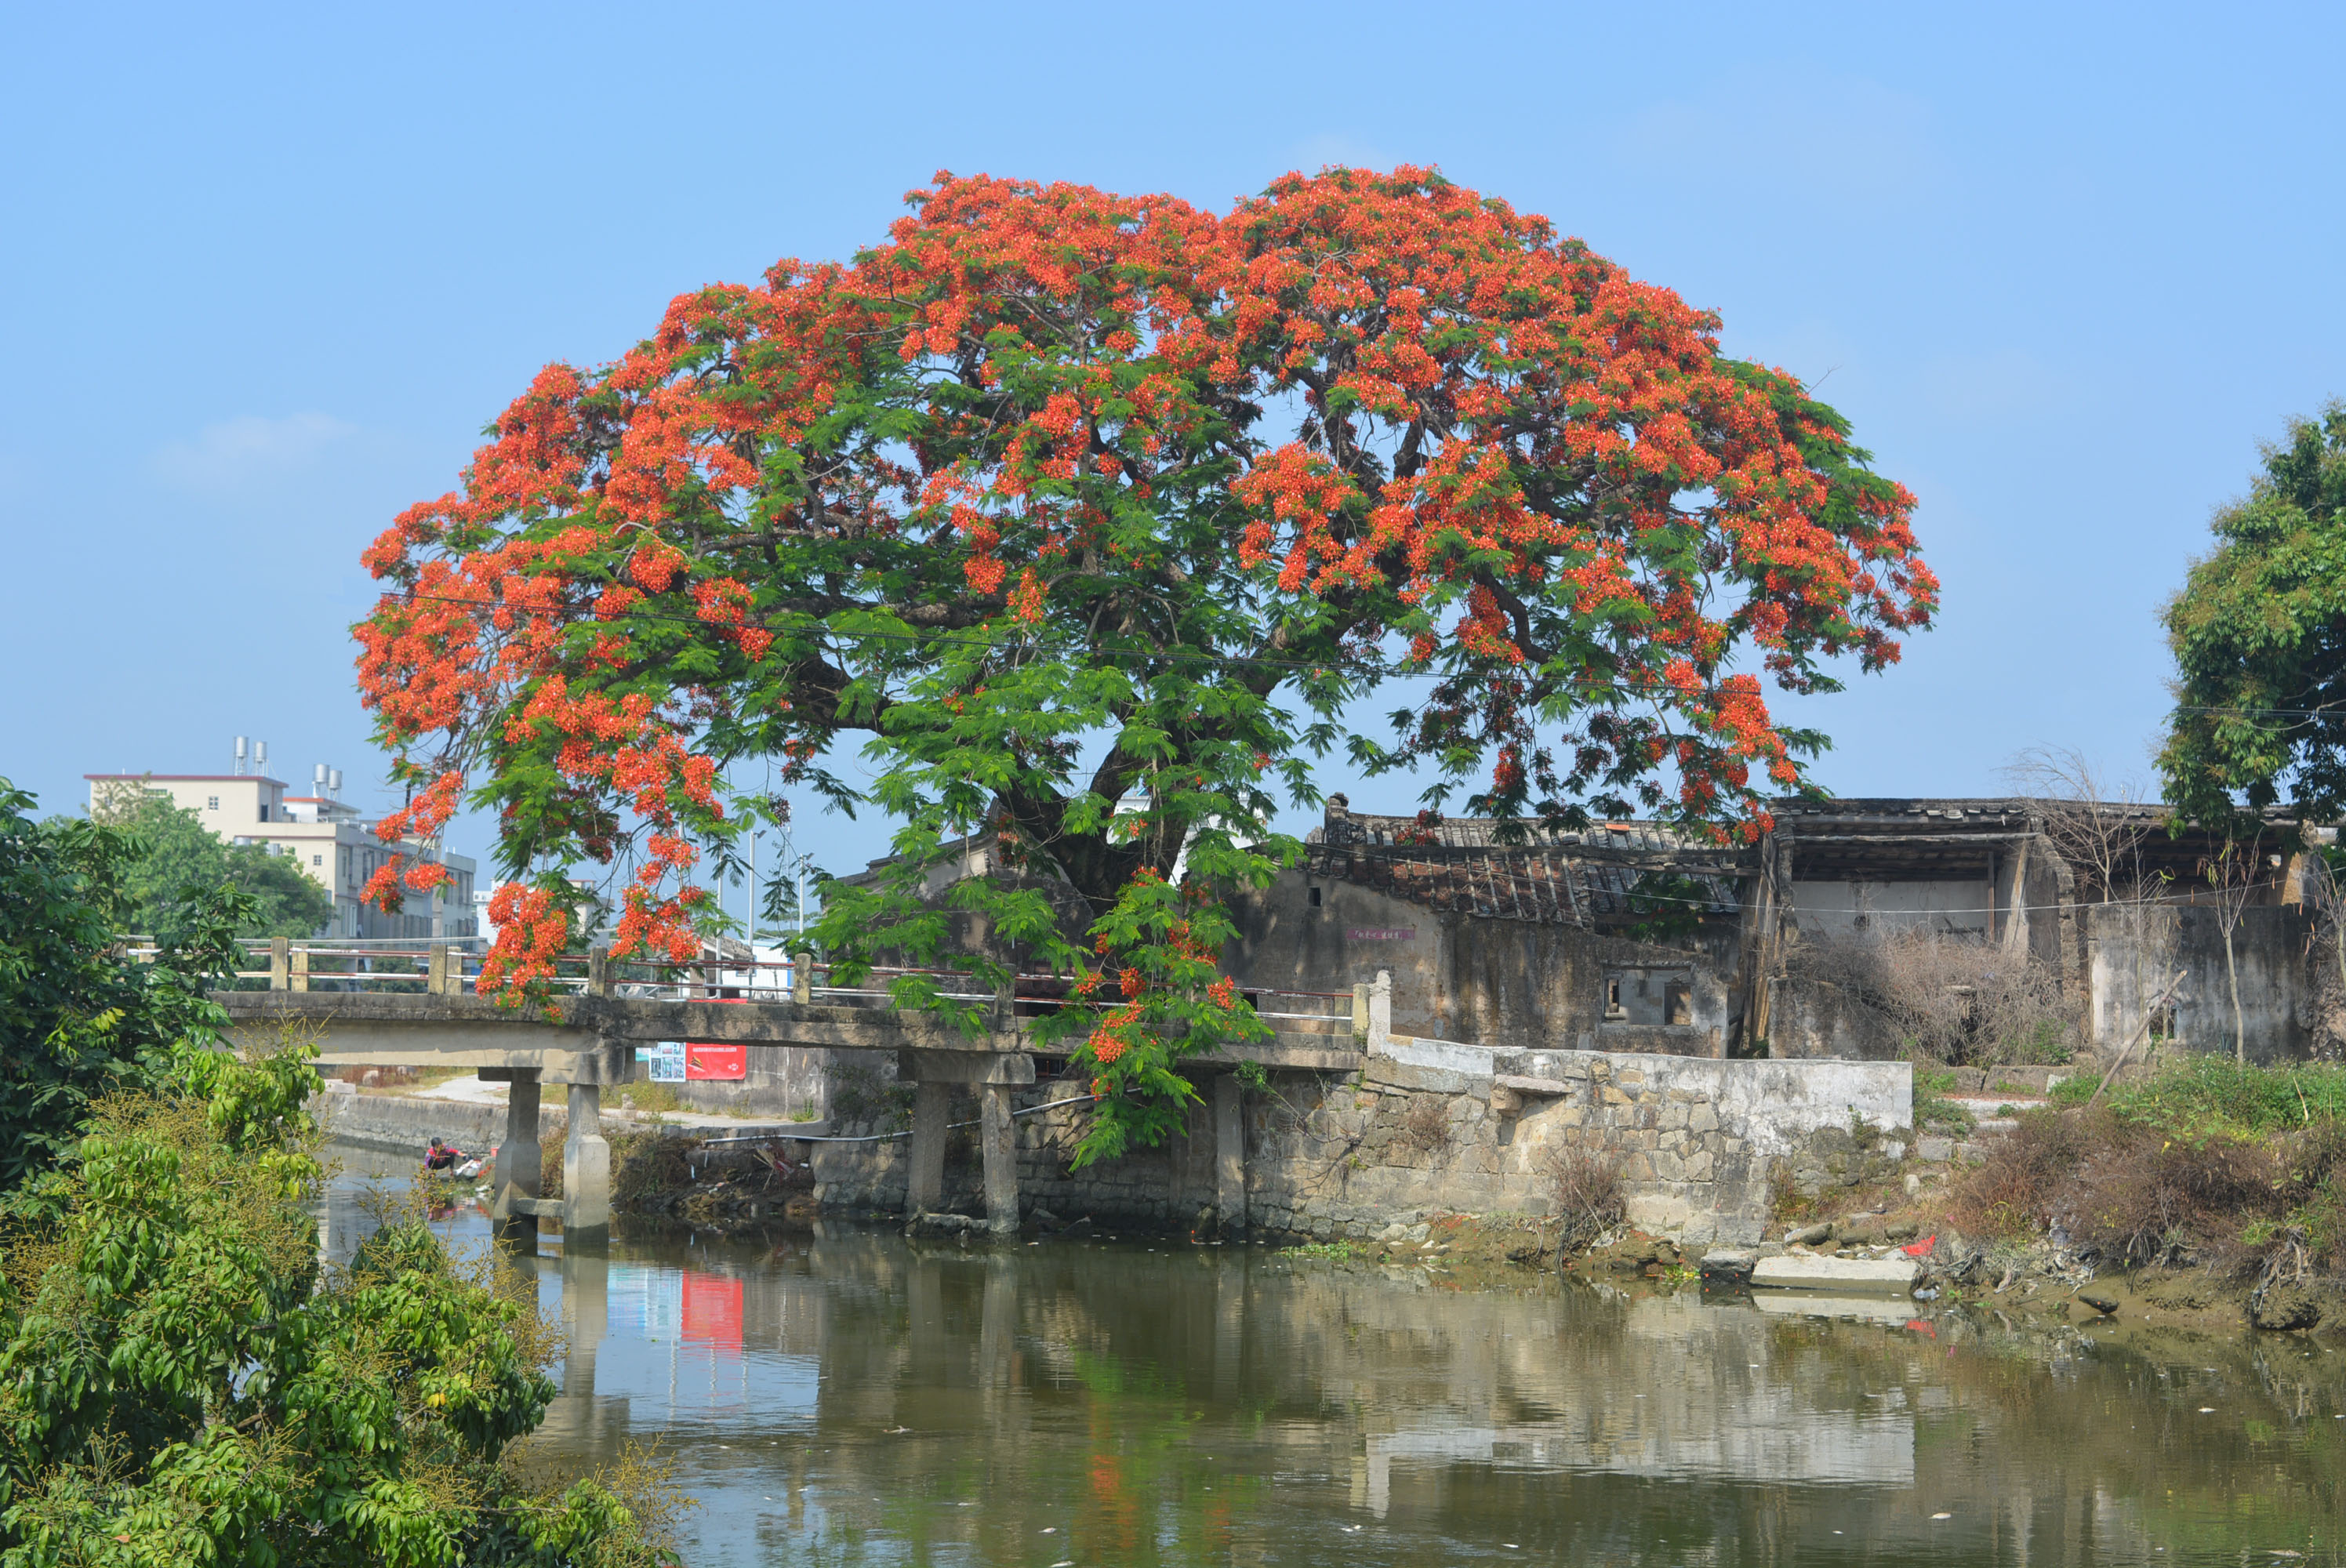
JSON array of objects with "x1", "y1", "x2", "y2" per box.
[{"x1": 2159, "y1": 401, "x2": 2346, "y2": 823}]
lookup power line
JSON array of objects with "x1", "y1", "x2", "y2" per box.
[{"x1": 2172, "y1": 704, "x2": 2346, "y2": 719}]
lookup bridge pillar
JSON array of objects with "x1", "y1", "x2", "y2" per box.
[
  {"x1": 980, "y1": 1083, "x2": 1018, "y2": 1233},
  {"x1": 1214, "y1": 1073, "x2": 1247, "y2": 1234},
  {"x1": 491, "y1": 1070, "x2": 542, "y2": 1236},
  {"x1": 562, "y1": 1083, "x2": 612, "y2": 1247},
  {"x1": 906, "y1": 1081, "x2": 948, "y2": 1217}
]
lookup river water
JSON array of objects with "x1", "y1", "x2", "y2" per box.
[{"x1": 323, "y1": 1146, "x2": 2346, "y2": 1566}]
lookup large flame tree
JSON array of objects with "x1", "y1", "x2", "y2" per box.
[{"x1": 356, "y1": 169, "x2": 1933, "y2": 1159}]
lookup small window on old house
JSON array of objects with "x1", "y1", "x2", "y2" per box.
[
  {"x1": 1308, "y1": 886, "x2": 1322, "y2": 907},
  {"x1": 206, "y1": 796, "x2": 219, "y2": 811},
  {"x1": 313, "y1": 854, "x2": 323, "y2": 867},
  {"x1": 1665, "y1": 982, "x2": 1692, "y2": 1025},
  {"x1": 2148, "y1": 1001, "x2": 2176, "y2": 1041},
  {"x1": 1603, "y1": 978, "x2": 1626, "y2": 1020}
]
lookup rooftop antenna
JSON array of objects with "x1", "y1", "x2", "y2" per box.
[{"x1": 234, "y1": 736, "x2": 248, "y2": 776}]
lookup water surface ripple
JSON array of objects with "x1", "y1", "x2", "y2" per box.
[{"x1": 322, "y1": 1149, "x2": 2346, "y2": 1566}]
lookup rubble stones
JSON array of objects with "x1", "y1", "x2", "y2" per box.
[{"x1": 2250, "y1": 1284, "x2": 2326, "y2": 1332}]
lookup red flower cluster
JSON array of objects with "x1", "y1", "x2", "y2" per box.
[{"x1": 475, "y1": 883, "x2": 572, "y2": 997}]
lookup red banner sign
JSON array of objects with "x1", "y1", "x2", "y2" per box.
[{"x1": 685, "y1": 1043, "x2": 746, "y2": 1080}]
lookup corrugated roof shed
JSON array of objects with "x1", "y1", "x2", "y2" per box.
[{"x1": 1306, "y1": 798, "x2": 1751, "y2": 927}]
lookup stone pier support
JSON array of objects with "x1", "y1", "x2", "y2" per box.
[
  {"x1": 980, "y1": 1083, "x2": 1018, "y2": 1233},
  {"x1": 898, "y1": 1050, "x2": 1033, "y2": 1226},
  {"x1": 1214, "y1": 1073, "x2": 1247, "y2": 1234},
  {"x1": 561, "y1": 1082, "x2": 611, "y2": 1247},
  {"x1": 906, "y1": 1081, "x2": 949, "y2": 1217},
  {"x1": 490, "y1": 1069, "x2": 542, "y2": 1237}
]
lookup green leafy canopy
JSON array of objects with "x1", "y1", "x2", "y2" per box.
[{"x1": 2159, "y1": 401, "x2": 2346, "y2": 826}]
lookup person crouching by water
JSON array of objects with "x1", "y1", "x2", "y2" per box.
[{"x1": 424, "y1": 1138, "x2": 459, "y2": 1172}]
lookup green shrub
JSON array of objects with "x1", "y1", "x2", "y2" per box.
[
  {"x1": 1285, "y1": 1240, "x2": 1371, "y2": 1261},
  {"x1": 1912, "y1": 1069, "x2": 1977, "y2": 1134},
  {"x1": 0, "y1": 779, "x2": 244, "y2": 1190},
  {"x1": 2049, "y1": 1072, "x2": 2098, "y2": 1107}
]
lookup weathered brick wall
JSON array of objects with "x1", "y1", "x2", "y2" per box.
[{"x1": 811, "y1": 1046, "x2": 1911, "y2": 1249}]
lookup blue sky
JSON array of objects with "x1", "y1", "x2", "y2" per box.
[{"x1": 3, "y1": 2, "x2": 2341, "y2": 888}]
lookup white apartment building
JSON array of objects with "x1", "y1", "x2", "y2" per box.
[{"x1": 85, "y1": 771, "x2": 477, "y2": 940}]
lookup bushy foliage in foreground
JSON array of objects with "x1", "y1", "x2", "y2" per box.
[
  {"x1": 0, "y1": 1041, "x2": 682, "y2": 1566},
  {"x1": 1946, "y1": 1058, "x2": 2346, "y2": 1276}
]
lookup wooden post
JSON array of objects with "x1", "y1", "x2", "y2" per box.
[
  {"x1": 905, "y1": 1080, "x2": 949, "y2": 1217},
  {"x1": 980, "y1": 1083, "x2": 1019, "y2": 1233},
  {"x1": 1999, "y1": 839, "x2": 2034, "y2": 956},
  {"x1": 2088, "y1": 968, "x2": 2188, "y2": 1107},
  {"x1": 269, "y1": 935, "x2": 290, "y2": 991},
  {"x1": 1214, "y1": 1073, "x2": 1247, "y2": 1234},
  {"x1": 491, "y1": 1070, "x2": 542, "y2": 1236},
  {"x1": 289, "y1": 943, "x2": 309, "y2": 993},
  {"x1": 561, "y1": 1083, "x2": 611, "y2": 1245}
]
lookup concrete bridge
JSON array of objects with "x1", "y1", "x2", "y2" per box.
[{"x1": 219, "y1": 983, "x2": 1373, "y2": 1244}]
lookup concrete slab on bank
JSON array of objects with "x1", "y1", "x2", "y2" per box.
[{"x1": 1750, "y1": 1254, "x2": 1918, "y2": 1295}]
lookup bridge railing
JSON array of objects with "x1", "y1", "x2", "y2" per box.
[{"x1": 140, "y1": 935, "x2": 1362, "y2": 1026}]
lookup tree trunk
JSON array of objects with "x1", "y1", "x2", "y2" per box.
[
  {"x1": 2328, "y1": 916, "x2": 2346, "y2": 1055},
  {"x1": 2224, "y1": 924, "x2": 2245, "y2": 1064}
]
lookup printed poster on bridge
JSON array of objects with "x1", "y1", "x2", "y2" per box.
[{"x1": 634, "y1": 1042, "x2": 744, "y2": 1080}]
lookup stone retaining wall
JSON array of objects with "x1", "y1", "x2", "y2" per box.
[
  {"x1": 315, "y1": 1090, "x2": 545, "y2": 1155},
  {"x1": 811, "y1": 1045, "x2": 1911, "y2": 1248}
]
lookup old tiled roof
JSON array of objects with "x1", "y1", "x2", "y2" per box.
[{"x1": 1306, "y1": 804, "x2": 1750, "y2": 926}]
